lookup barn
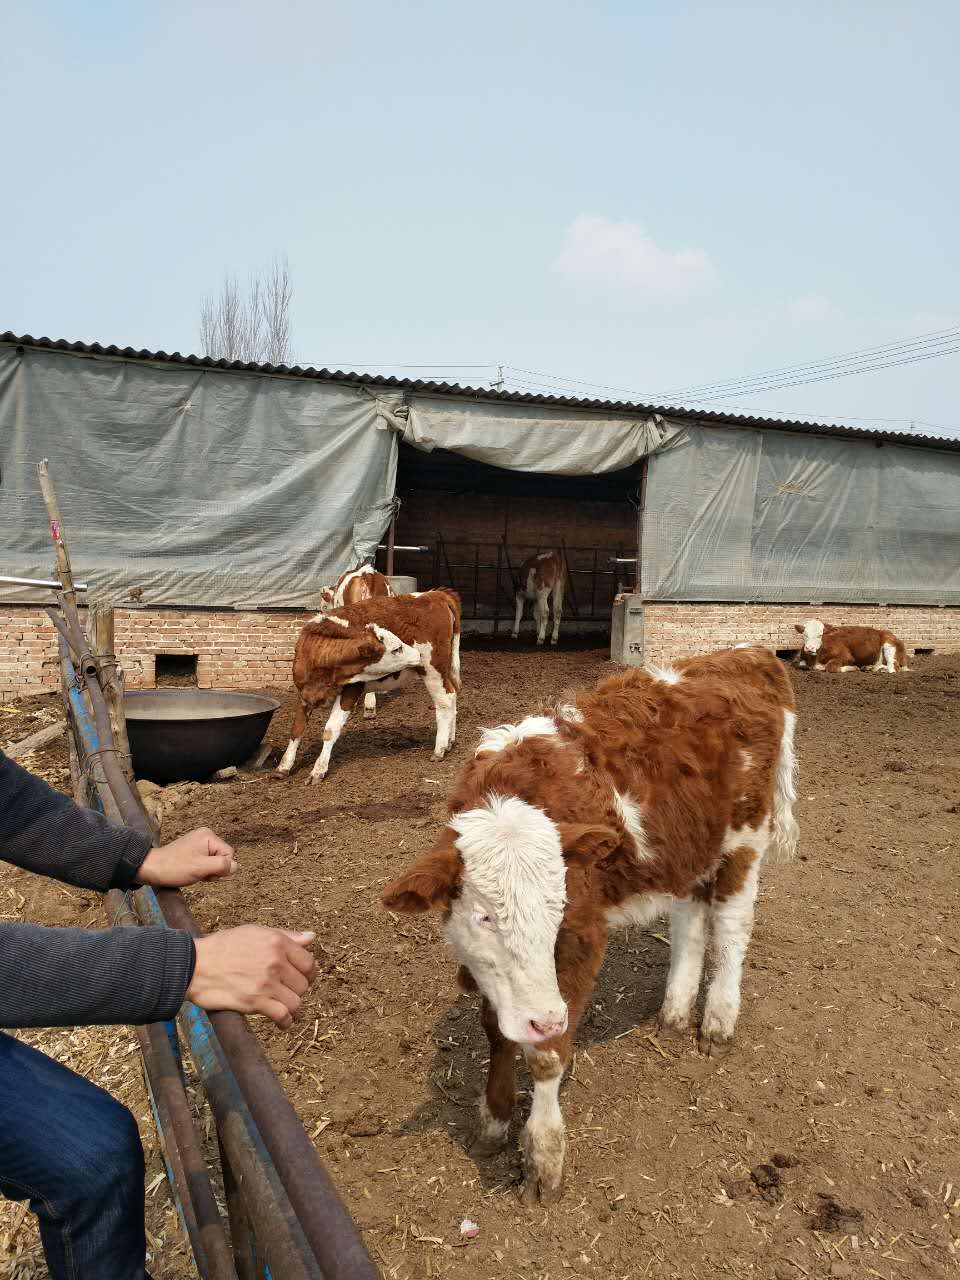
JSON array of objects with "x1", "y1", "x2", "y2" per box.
[{"x1": 2, "y1": 330, "x2": 959, "y2": 696}]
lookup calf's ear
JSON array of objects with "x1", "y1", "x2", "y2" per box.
[
  {"x1": 557, "y1": 822, "x2": 621, "y2": 865},
  {"x1": 793, "y1": 624, "x2": 804, "y2": 635},
  {"x1": 382, "y1": 841, "x2": 462, "y2": 913}
]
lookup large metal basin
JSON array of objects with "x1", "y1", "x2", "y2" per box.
[{"x1": 125, "y1": 690, "x2": 281, "y2": 784}]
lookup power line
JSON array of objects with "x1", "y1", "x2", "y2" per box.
[
  {"x1": 500, "y1": 375, "x2": 959, "y2": 436},
  {"x1": 655, "y1": 324, "x2": 959, "y2": 400},
  {"x1": 687, "y1": 342, "x2": 959, "y2": 400}
]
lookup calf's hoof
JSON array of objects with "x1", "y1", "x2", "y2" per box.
[
  {"x1": 363, "y1": 708, "x2": 377, "y2": 720},
  {"x1": 698, "y1": 1008, "x2": 736, "y2": 1057},
  {"x1": 520, "y1": 1170, "x2": 563, "y2": 1207},
  {"x1": 275, "y1": 766, "x2": 291, "y2": 778},
  {"x1": 656, "y1": 1006, "x2": 693, "y2": 1039},
  {"x1": 307, "y1": 772, "x2": 326, "y2": 785},
  {"x1": 698, "y1": 1032, "x2": 734, "y2": 1059}
]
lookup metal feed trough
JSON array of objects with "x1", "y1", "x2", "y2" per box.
[
  {"x1": 32, "y1": 461, "x2": 380, "y2": 1280},
  {"x1": 125, "y1": 689, "x2": 281, "y2": 784}
]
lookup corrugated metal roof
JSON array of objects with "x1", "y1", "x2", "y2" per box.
[{"x1": 3, "y1": 329, "x2": 958, "y2": 453}]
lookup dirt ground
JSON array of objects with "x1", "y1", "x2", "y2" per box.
[{"x1": 3, "y1": 643, "x2": 960, "y2": 1279}]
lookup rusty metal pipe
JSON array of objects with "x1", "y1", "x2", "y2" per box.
[
  {"x1": 52, "y1": 603, "x2": 378, "y2": 1279},
  {"x1": 39, "y1": 461, "x2": 376, "y2": 1277},
  {"x1": 105, "y1": 889, "x2": 238, "y2": 1280},
  {"x1": 148, "y1": 890, "x2": 380, "y2": 1280}
]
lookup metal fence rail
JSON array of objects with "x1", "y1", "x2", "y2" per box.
[
  {"x1": 379, "y1": 535, "x2": 634, "y2": 628},
  {"x1": 39, "y1": 459, "x2": 380, "y2": 1280}
]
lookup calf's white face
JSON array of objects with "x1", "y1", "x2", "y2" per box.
[
  {"x1": 797, "y1": 619, "x2": 825, "y2": 654},
  {"x1": 444, "y1": 794, "x2": 569, "y2": 1045}
]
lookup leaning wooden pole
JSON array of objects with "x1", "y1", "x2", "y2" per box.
[
  {"x1": 37, "y1": 459, "x2": 79, "y2": 611},
  {"x1": 89, "y1": 601, "x2": 137, "y2": 790}
]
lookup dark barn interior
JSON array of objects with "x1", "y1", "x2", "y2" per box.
[{"x1": 377, "y1": 443, "x2": 640, "y2": 630}]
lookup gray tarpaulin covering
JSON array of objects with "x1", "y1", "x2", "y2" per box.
[
  {"x1": 642, "y1": 424, "x2": 960, "y2": 604},
  {"x1": 3, "y1": 341, "x2": 958, "y2": 612},
  {"x1": 0, "y1": 347, "x2": 399, "y2": 607},
  {"x1": 398, "y1": 394, "x2": 672, "y2": 475}
]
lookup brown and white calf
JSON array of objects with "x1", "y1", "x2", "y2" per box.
[
  {"x1": 278, "y1": 589, "x2": 462, "y2": 783},
  {"x1": 794, "y1": 620, "x2": 908, "y2": 673},
  {"x1": 383, "y1": 646, "x2": 798, "y2": 1203},
  {"x1": 511, "y1": 550, "x2": 566, "y2": 647},
  {"x1": 318, "y1": 565, "x2": 394, "y2": 718}
]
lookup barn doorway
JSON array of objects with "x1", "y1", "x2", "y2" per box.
[{"x1": 381, "y1": 444, "x2": 640, "y2": 631}]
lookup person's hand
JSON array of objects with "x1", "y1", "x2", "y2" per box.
[
  {"x1": 136, "y1": 827, "x2": 237, "y2": 888},
  {"x1": 186, "y1": 926, "x2": 317, "y2": 1028}
]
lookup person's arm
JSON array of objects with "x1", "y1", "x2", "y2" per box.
[
  {"x1": 0, "y1": 922, "x2": 318, "y2": 1029},
  {"x1": 0, "y1": 922, "x2": 196, "y2": 1028},
  {"x1": 0, "y1": 748, "x2": 151, "y2": 891}
]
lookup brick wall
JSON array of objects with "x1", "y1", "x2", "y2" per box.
[
  {"x1": 641, "y1": 602, "x2": 960, "y2": 666},
  {"x1": 0, "y1": 606, "x2": 311, "y2": 698},
  {"x1": 4, "y1": 600, "x2": 958, "y2": 700}
]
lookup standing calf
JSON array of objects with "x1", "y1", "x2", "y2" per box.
[
  {"x1": 278, "y1": 589, "x2": 461, "y2": 782},
  {"x1": 795, "y1": 620, "x2": 908, "y2": 672},
  {"x1": 511, "y1": 550, "x2": 566, "y2": 647},
  {"x1": 383, "y1": 646, "x2": 798, "y2": 1203},
  {"x1": 318, "y1": 564, "x2": 394, "y2": 717}
]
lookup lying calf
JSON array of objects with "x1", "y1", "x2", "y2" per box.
[
  {"x1": 278, "y1": 588, "x2": 461, "y2": 782},
  {"x1": 794, "y1": 620, "x2": 908, "y2": 672},
  {"x1": 383, "y1": 646, "x2": 798, "y2": 1203}
]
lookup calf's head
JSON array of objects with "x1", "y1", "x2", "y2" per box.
[
  {"x1": 382, "y1": 792, "x2": 616, "y2": 1045},
  {"x1": 795, "y1": 619, "x2": 826, "y2": 655}
]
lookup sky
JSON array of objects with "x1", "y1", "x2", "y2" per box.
[{"x1": 3, "y1": 0, "x2": 958, "y2": 435}]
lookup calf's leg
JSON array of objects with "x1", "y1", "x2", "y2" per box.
[
  {"x1": 277, "y1": 696, "x2": 311, "y2": 775},
  {"x1": 659, "y1": 897, "x2": 709, "y2": 1033},
  {"x1": 511, "y1": 592, "x2": 525, "y2": 639},
  {"x1": 308, "y1": 686, "x2": 360, "y2": 783},
  {"x1": 421, "y1": 664, "x2": 456, "y2": 759},
  {"x1": 549, "y1": 577, "x2": 564, "y2": 646},
  {"x1": 534, "y1": 590, "x2": 550, "y2": 646},
  {"x1": 700, "y1": 851, "x2": 762, "y2": 1055},
  {"x1": 518, "y1": 948, "x2": 603, "y2": 1205},
  {"x1": 469, "y1": 999, "x2": 517, "y2": 1157},
  {"x1": 521, "y1": 1040, "x2": 569, "y2": 1206},
  {"x1": 363, "y1": 690, "x2": 377, "y2": 719}
]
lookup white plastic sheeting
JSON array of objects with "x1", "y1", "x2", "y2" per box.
[
  {"x1": 0, "y1": 346, "x2": 399, "y2": 607},
  {"x1": 397, "y1": 394, "x2": 672, "y2": 475},
  {"x1": 643, "y1": 424, "x2": 960, "y2": 604}
]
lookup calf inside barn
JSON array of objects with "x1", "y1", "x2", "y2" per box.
[
  {"x1": 511, "y1": 549, "x2": 566, "y2": 646},
  {"x1": 795, "y1": 620, "x2": 909, "y2": 673},
  {"x1": 383, "y1": 645, "x2": 798, "y2": 1203},
  {"x1": 278, "y1": 588, "x2": 462, "y2": 782}
]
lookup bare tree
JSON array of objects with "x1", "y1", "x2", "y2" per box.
[{"x1": 199, "y1": 255, "x2": 293, "y2": 364}]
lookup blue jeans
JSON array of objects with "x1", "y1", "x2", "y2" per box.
[{"x1": 0, "y1": 1031, "x2": 148, "y2": 1279}]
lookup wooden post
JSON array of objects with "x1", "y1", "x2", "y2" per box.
[
  {"x1": 37, "y1": 459, "x2": 79, "y2": 611},
  {"x1": 90, "y1": 603, "x2": 137, "y2": 787}
]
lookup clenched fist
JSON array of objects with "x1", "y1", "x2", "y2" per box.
[{"x1": 136, "y1": 827, "x2": 237, "y2": 888}]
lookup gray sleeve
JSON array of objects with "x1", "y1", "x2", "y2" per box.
[
  {"x1": 0, "y1": 749, "x2": 152, "y2": 891},
  {"x1": 0, "y1": 922, "x2": 195, "y2": 1028}
]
